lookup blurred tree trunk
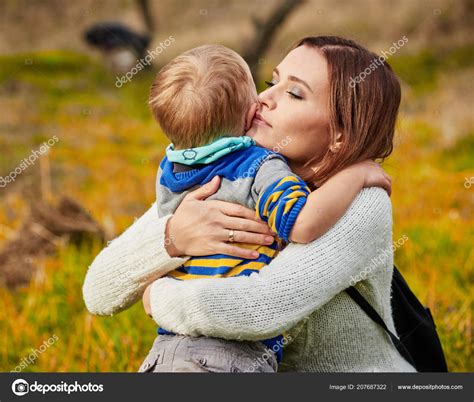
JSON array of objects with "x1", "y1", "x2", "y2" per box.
[
  {"x1": 243, "y1": 0, "x2": 305, "y2": 84},
  {"x1": 137, "y1": 0, "x2": 155, "y2": 34}
]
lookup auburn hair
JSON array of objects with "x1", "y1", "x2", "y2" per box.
[{"x1": 291, "y1": 36, "x2": 401, "y2": 188}]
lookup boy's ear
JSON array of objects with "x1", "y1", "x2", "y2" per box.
[{"x1": 245, "y1": 102, "x2": 259, "y2": 132}]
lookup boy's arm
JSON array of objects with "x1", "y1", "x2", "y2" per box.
[
  {"x1": 252, "y1": 155, "x2": 311, "y2": 242},
  {"x1": 289, "y1": 161, "x2": 392, "y2": 244},
  {"x1": 253, "y1": 156, "x2": 391, "y2": 244}
]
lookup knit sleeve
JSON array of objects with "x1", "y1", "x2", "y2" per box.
[
  {"x1": 82, "y1": 202, "x2": 190, "y2": 316},
  {"x1": 149, "y1": 187, "x2": 392, "y2": 340}
]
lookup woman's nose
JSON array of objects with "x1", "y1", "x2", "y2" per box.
[{"x1": 258, "y1": 88, "x2": 276, "y2": 110}]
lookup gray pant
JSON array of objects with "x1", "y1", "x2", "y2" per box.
[{"x1": 138, "y1": 335, "x2": 278, "y2": 373}]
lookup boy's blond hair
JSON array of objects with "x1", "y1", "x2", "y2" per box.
[{"x1": 149, "y1": 44, "x2": 256, "y2": 149}]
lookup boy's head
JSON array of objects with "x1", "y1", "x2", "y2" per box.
[{"x1": 149, "y1": 44, "x2": 257, "y2": 149}]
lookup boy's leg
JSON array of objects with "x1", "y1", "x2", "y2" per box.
[
  {"x1": 179, "y1": 337, "x2": 277, "y2": 373},
  {"x1": 138, "y1": 335, "x2": 208, "y2": 372},
  {"x1": 138, "y1": 335, "x2": 277, "y2": 373}
]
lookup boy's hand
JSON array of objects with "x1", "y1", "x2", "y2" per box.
[
  {"x1": 351, "y1": 160, "x2": 392, "y2": 196},
  {"x1": 143, "y1": 283, "x2": 153, "y2": 317}
]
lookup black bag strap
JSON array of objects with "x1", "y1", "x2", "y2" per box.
[{"x1": 345, "y1": 286, "x2": 417, "y2": 368}]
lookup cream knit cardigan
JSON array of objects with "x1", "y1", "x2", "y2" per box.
[{"x1": 83, "y1": 187, "x2": 416, "y2": 372}]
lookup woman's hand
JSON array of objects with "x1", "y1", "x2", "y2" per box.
[
  {"x1": 143, "y1": 283, "x2": 152, "y2": 317},
  {"x1": 165, "y1": 176, "x2": 276, "y2": 260}
]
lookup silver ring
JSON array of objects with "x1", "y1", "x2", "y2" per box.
[{"x1": 228, "y1": 229, "x2": 235, "y2": 243}]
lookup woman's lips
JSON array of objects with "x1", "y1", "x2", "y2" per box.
[{"x1": 253, "y1": 112, "x2": 272, "y2": 128}]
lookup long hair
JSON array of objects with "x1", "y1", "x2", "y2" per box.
[{"x1": 291, "y1": 36, "x2": 401, "y2": 187}]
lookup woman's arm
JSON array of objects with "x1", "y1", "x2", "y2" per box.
[
  {"x1": 82, "y1": 203, "x2": 190, "y2": 316},
  {"x1": 83, "y1": 176, "x2": 275, "y2": 316},
  {"x1": 148, "y1": 187, "x2": 392, "y2": 340},
  {"x1": 290, "y1": 160, "x2": 391, "y2": 243}
]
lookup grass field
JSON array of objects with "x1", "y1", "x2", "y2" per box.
[{"x1": 0, "y1": 46, "x2": 472, "y2": 372}]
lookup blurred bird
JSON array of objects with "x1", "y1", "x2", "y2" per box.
[{"x1": 84, "y1": 22, "x2": 151, "y2": 73}]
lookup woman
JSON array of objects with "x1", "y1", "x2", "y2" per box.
[{"x1": 83, "y1": 36, "x2": 415, "y2": 372}]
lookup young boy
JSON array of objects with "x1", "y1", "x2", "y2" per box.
[{"x1": 139, "y1": 45, "x2": 389, "y2": 373}]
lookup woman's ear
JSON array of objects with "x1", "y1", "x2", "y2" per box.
[{"x1": 329, "y1": 132, "x2": 343, "y2": 153}]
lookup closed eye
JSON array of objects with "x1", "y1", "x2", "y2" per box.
[
  {"x1": 265, "y1": 80, "x2": 277, "y2": 87},
  {"x1": 286, "y1": 91, "x2": 303, "y2": 100}
]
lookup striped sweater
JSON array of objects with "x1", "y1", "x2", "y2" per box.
[
  {"x1": 156, "y1": 145, "x2": 311, "y2": 279},
  {"x1": 156, "y1": 144, "x2": 310, "y2": 360}
]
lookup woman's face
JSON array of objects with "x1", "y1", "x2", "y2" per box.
[{"x1": 246, "y1": 45, "x2": 332, "y2": 174}]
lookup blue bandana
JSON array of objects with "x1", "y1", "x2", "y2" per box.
[{"x1": 165, "y1": 135, "x2": 256, "y2": 165}]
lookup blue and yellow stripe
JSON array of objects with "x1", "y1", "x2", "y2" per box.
[
  {"x1": 169, "y1": 243, "x2": 280, "y2": 280},
  {"x1": 256, "y1": 175, "x2": 311, "y2": 242}
]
